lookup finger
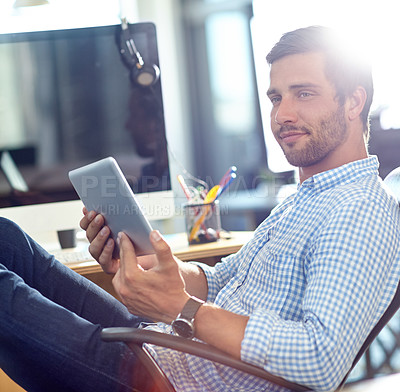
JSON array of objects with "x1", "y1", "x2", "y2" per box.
[
  {"x1": 88, "y1": 224, "x2": 111, "y2": 258},
  {"x1": 118, "y1": 232, "x2": 140, "y2": 275},
  {"x1": 149, "y1": 230, "x2": 174, "y2": 265},
  {"x1": 79, "y1": 209, "x2": 96, "y2": 231},
  {"x1": 96, "y1": 237, "x2": 120, "y2": 274},
  {"x1": 85, "y1": 214, "x2": 106, "y2": 243}
]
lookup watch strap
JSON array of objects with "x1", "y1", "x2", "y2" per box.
[{"x1": 179, "y1": 296, "x2": 204, "y2": 321}]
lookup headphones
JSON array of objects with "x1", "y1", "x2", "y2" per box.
[{"x1": 119, "y1": 18, "x2": 160, "y2": 87}]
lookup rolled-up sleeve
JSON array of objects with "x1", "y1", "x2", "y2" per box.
[{"x1": 190, "y1": 253, "x2": 239, "y2": 303}]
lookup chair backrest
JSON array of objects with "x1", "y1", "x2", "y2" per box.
[{"x1": 338, "y1": 280, "x2": 400, "y2": 388}]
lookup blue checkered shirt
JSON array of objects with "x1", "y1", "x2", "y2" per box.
[{"x1": 148, "y1": 156, "x2": 400, "y2": 392}]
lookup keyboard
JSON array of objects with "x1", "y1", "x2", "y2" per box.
[{"x1": 53, "y1": 249, "x2": 94, "y2": 264}]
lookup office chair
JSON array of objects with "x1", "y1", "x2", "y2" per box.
[{"x1": 102, "y1": 166, "x2": 400, "y2": 392}]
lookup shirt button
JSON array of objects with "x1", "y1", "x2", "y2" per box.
[{"x1": 232, "y1": 281, "x2": 241, "y2": 289}]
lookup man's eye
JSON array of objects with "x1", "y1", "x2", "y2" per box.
[
  {"x1": 269, "y1": 96, "x2": 281, "y2": 104},
  {"x1": 299, "y1": 92, "x2": 312, "y2": 98}
]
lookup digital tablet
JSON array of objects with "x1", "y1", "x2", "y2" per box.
[{"x1": 69, "y1": 157, "x2": 154, "y2": 257}]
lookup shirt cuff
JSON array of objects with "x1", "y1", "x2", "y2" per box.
[
  {"x1": 189, "y1": 261, "x2": 219, "y2": 302},
  {"x1": 241, "y1": 308, "x2": 280, "y2": 367}
]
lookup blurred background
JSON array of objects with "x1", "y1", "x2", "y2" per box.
[{"x1": 1, "y1": 0, "x2": 399, "y2": 231}]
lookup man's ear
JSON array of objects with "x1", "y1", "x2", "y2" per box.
[{"x1": 347, "y1": 86, "x2": 367, "y2": 121}]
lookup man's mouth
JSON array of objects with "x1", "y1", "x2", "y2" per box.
[{"x1": 278, "y1": 127, "x2": 309, "y2": 144}]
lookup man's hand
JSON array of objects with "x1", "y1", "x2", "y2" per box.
[
  {"x1": 112, "y1": 230, "x2": 190, "y2": 324},
  {"x1": 79, "y1": 207, "x2": 119, "y2": 273},
  {"x1": 79, "y1": 207, "x2": 158, "y2": 274},
  {"x1": 80, "y1": 208, "x2": 246, "y2": 357}
]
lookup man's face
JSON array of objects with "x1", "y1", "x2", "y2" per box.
[{"x1": 267, "y1": 52, "x2": 348, "y2": 169}]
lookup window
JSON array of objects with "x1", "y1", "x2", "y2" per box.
[{"x1": 181, "y1": 0, "x2": 266, "y2": 189}]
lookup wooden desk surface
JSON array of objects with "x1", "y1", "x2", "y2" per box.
[{"x1": 67, "y1": 231, "x2": 254, "y2": 275}]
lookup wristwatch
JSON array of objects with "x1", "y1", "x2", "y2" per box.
[{"x1": 171, "y1": 296, "x2": 205, "y2": 339}]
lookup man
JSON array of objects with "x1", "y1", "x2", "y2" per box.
[{"x1": 0, "y1": 26, "x2": 399, "y2": 392}]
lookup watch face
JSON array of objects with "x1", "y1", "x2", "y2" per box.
[{"x1": 172, "y1": 318, "x2": 194, "y2": 339}]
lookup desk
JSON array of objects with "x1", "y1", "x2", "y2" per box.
[
  {"x1": 69, "y1": 231, "x2": 252, "y2": 274},
  {"x1": 69, "y1": 231, "x2": 253, "y2": 298}
]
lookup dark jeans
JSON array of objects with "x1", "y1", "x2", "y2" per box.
[{"x1": 0, "y1": 217, "x2": 148, "y2": 392}]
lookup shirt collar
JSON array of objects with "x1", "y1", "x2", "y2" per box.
[{"x1": 299, "y1": 155, "x2": 380, "y2": 194}]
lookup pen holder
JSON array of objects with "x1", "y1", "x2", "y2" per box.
[{"x1": 184, "y1": 201, "x2": 221, "y2": 245}]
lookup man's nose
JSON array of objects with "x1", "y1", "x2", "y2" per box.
[{"x1": 274, "y1": 98, "x2": 297, "y2": 125}]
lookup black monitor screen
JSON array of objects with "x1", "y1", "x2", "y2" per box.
[{"x1": 0, "y1": 22, "x2": 170, "y2": 207}]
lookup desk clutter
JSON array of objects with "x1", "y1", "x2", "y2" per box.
[{"x1": 178, "y1": 167, "x2": 236, "y2": 245}]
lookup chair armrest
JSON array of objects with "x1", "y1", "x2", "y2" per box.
[{"x1": 101, "y1": 327, "x2": 311, "y2": 392}]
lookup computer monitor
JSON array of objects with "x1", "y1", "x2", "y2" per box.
[{"x1": 0, "y1": 22, "x2": 174, "y2": 243}]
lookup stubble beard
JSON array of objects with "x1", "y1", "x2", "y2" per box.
[{"x1": 279, "y1": 106, "x2": 347, "y2": 168}]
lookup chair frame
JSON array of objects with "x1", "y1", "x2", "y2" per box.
[{"x1": 102, "y1": 327, "x2": 310, "y2": 392}]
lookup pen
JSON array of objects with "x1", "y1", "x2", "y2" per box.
[
  {"x1": 203, "y1": 185, "x2": 220, "y2": 203},
  {"x1": 177, "y1": 174, "x2": 192, "y2": 201},
  {"x1": 219, "y1": 166, "x2": 237, "y2": 188},
  {"x1": 216, "y1": 172, "x2": 236, "y2": 199}
]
